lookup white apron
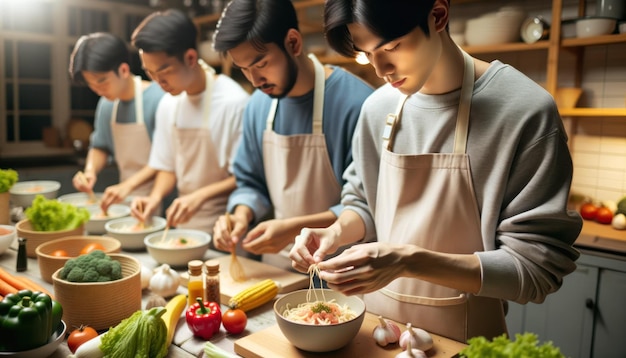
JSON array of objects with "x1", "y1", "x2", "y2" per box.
[
  {"x1": 111, "y1": 76, "x2": 153, "y2": 197},
  {"x1": 172, "y1": 61, "x2": 229, "y2": 234},
  {"x1": 262, "y1": 54, "x2": 341, "y2": 270},
  {"x1": 365, "y1": 51, "x2": 507, "y2": 342}
]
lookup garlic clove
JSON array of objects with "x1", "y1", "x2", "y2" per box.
[{"x1": 399, "y1": 323, "x2": 434, "y2": 352}]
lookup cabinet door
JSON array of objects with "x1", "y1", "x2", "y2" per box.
[
  {"x1": 523, "y1": 264, "x2": 598, "y2": 358},
  {"x1": 592, "y1": 268, "x2": 626, "y2": 358}
]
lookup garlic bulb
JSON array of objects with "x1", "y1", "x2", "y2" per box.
[
  {"x1": 373, "y1": 315, "x2": 401, "y2": 346},
  {"x1": 395, "y1": 334, "x2": 427, "y2": 358},
  {"x1": 149, "y1": 264, "x2": 180, "y2": 297},
  {"x1": 140, "y1": 265, "x2": 153, "y2": 290},
  {"x1": 399, "y1": 323, "x2": 433, "y2": 352},
  {"x1": 612, "y1": 213, "x2": 626, "y2": 230}
]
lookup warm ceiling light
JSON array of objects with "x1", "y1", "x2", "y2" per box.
[{"x1": 355, "y1": 52, "x2": 369, "y2": 65}]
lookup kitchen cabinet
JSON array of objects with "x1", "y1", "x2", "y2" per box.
[{"x1": 505, "y1": 249, "x2": 626, "y2": 358}]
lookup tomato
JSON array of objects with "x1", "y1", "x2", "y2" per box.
[
  {"x1": 580, "y1": 203, "x2": 599, "y2": 220},
  {"x1": 67, "y1": 325, "x2": 98, "y2": 353},
  {"x1": 50, "y1": 249, "x2": 69, "y2": 257},
  {"x1": 596, "y1": 206, "x2": 614, "y2": 225},
  {"x1": 80, "y1": 242, "x2": 106, "y2": 255},
  {"x1": 222, "y1": 308, "x2": 247, "y2": 334}
]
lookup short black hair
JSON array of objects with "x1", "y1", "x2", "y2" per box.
[
  {"x1": 131, "y1": 8, "x2": 198, "y2": 61},
  {"x1": 68, "y1": 32, "x2": 130, "y2": 85},
  {"x1": 325, "y1": 0, "x2": 436, "y2": 57},
  {"x1": 213, "y1": 0, "x2": 299, "y2": 54}
]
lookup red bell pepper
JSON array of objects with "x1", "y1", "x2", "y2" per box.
[{"x1": 185, "y1": 297, "x2": 222, "y2": 340}]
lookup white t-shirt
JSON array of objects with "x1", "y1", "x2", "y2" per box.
[{"x1": 149, "y1": 75, "x2": 249, "y2": 175}]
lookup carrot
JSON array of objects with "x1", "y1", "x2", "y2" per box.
[
  {"x1": 12, "y1": 276, "x2": 54, "y2": 299},
  {"x1": 0, "y1": 267, "x2": 29, "y2": 291},
  {"x1": 0, "y1": 277, "x2": 18, "y2": 297}
]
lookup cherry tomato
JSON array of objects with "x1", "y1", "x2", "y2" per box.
[
  {"x1": 67, "y1": 325, "x2": 98, "y2": 353},
  {"x1": 222, "y1": 308, "x2": 247, "y2": 334},
  {"x1": 596, "y1": 206, "x2": 614, "y2": 225},
  {"x1": 80, "y1": 242, "x2": 106, "y2": 255},
  {"x1": 50, "y1": 249, "x2": 69, "y2": 257},
  {"x1": 580, "y1": 203, "x2": 599, "y2": 220}
]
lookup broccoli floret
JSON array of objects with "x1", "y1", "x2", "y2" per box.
[{"x1": 59, "y1": 250, "x2": 123, "y2": 283}]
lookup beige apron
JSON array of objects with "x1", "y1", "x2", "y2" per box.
[
  {"x1": 111, "y1": 76, "x2": 153, "y2": 197},
  {"x1": 172, "y1": 61, "x2": 228, "y2": 234},
  {"x1": 262, "y1": 54, "x2": 341, "y2": 270},
  {"x1": 365, "y1": 51, "x2": 507, "y2": 342}
]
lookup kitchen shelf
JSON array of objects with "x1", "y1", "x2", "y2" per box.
[
  {"x1": 560, "y1": 108, "x2": 626, "y2": 117},
  {"x1": 462, "y1": 40, "x2": 550, "y2": 54},
  {"x1": 562, "y1": 33, "x2": 626, "y2": 48}
]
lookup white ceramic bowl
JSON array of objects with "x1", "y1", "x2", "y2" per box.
[
  {"x1": 575, "y1": 17, "x2": 617, "y2": 38},
  {"x1": 274, "y1": 289, "x2": 366, "y2": 352},
  {"x1": 0, "y1": 224, "x2": 16, "y2": 255},
  {"x1": 85, "y1": 204, "x2": 131, "y2": 234},
  {"x1": 144, "y1": 229, "x2": 211, "y2": 268},
  {"x1": 561, "y1": 19, "x2": 578, "y2": 38},
  {"x1": 619, "y1": 21, "x2": 626, "y2": 34},
  {"x1": 9, "y1": 180, "x2": 61, "y2": 208},
  {"x1": 0, "y1": 321, "x2": 66, "y2": 358},
  {"x1": 57, "y1": 192, "x2": 103, "y2": 207},
  {"x1": 104, "y1": 216, "x2": 167, "y2": 250},
  {"x1": 465, "y1": 11, "x2": 525, "y2": 46}
]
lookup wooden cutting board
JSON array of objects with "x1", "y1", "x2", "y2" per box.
[
  {"x1": 234, "y1": 312, "x2": 467, "y2": 358},
  {"x1": 214, "y1": 255, "x2": 309, "y2": 305}
]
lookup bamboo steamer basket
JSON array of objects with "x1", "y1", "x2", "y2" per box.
[
  {"x1": 35, "y1": 235, "x2": 122, "y2": 283},
  {"x1": 16, "y1": 219, "x2": 85, "y2": 258},
  {"x1": 52, "y1": 253, "x2": 141, "y2": 331}
]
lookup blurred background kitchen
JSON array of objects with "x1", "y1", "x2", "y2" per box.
[{"x1": 1, "y1": 0, "x2": 626, "y2": 356}]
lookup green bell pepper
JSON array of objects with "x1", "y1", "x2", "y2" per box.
[{"x1": 0, "y1": 289, "x2": 63, "y2": 351}]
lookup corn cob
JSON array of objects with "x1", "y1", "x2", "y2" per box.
[{"x1": 229, "y1": 279, "x2": 279, "y2": 312}]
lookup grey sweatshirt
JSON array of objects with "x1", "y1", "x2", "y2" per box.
[{"x1": 342, "y1": 60, "x2": 582, "y2": 304}]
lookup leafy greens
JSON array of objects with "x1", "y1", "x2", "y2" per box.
[
  {"x1": 459, "y1": 333, "x2": 565, "y2": 358},
  {"x1": 25, "y1": 195, "x2": 90, "y2": 231},
  {"x1": 0, "y1": 169, "x2": 18, "y2": 193}
]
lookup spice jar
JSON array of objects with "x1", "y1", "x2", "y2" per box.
[
  {"x1": 204, "y1": 260, "x2": 220, "y2": 304},
  {"x1": 16, "y1": 237, "x2": 27, "y2": 272},
  {"x1": 187, "y1": 260, "x2": 204, "y2": 307}
]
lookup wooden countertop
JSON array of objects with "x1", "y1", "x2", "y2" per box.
[{"x1": 576, "y1": 220, "x2": 626, "y2": 254}]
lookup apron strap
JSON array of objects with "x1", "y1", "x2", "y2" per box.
[
  {"x1": 266, "y1": 53, "x2": 326, "y2": 134},
  {"x1": 453, "y1": 50, "x2": 475, "y2": 154},
  {"x1": 110, "y1": 75, "x2": 145, "y2": 125},
  {"x1": 382, "y1": 94, "x2": 408, "y2": 151},
  {"x1": 380, "y1": 288, "x2": 468, "y2": 306},
  {"x1": 175, "y1": 60, "x2": 215, "y2": 128}
]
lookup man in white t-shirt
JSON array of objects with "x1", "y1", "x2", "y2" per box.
[{"x1": 130, "y1": 9, "x2": 250, "y2": 235}]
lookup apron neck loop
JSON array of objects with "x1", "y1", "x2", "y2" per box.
[
  {"x1": 266, "y1": 53, "x2": 326, "y2": 134},
  {"x1": 382, "y1": 49, "x2": 475, "y2": 154},
  {"x1": 111, "y1": 75, "x2": 145, "y2": 125},
  {"x1": 175, "y1": 60, "x2": 215, "y2": 128},
  {"x1": 453, "y1": 50, "x2": 475, "y2": 154}
]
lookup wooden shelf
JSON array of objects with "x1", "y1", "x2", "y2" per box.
[
  {"x1": 462, "y1": 40, "x2": 550, "y2": 55},
  {"x1": 559, "y1": 108, "x2": 626, "y2": 117},
  {"x1": 562, "y1": 33, "x2": 626, "y2": 48}
]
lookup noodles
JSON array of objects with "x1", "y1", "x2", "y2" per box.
[{"x1": 282, "y1": 264, "x2": 356, "y2": 325}]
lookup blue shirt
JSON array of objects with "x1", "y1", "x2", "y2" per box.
[{"x1": 228, "y1": 66, "x2": 374, "y2": 223}]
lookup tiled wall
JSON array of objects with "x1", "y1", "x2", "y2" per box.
[{"x1": 451, "y1": 0, "x2": 626, "y2": 204}]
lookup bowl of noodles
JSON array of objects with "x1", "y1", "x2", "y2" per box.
[
  {"x1": 274, "y1": 286, "x2": 366, "y2": 352},
  {"x1": 104, "y1": 216, "x2": 166, "y2": 250}
]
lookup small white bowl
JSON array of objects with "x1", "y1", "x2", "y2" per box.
[
  {"x1": 144, "y1": 229, "x2": 211, "y2": 268},
  {"x1": 9, "y1": 180, "x2": 61, "y2": 208},
  {"x1": 619, "y1": 21, "x2": 626, "y2": 34},
  {"x1": 274, "y1": 289, "x2": 366, "y2": 352},
  {"x1": 104, "y1": 216, "x2": 167, "y2": 250},
  {"x1": 85, "y1": 204, "x2": 131, "y2": 234},
  {"x1": 0, "y1": 224, "x2": 16, "y2": 255},
  {"x1": 57, "y1": 192, "x2": 103, "y2": 207},
  {"x1": 575, "y1": 17, "x2": 617, "y2": 38}
]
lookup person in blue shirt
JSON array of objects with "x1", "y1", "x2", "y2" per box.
[
  {"x1": 211, "y1": 0, "x2": 374, "y2": 270},
  {"x1": 69, "y1": 32, "x2": 165, "y2": 212}
]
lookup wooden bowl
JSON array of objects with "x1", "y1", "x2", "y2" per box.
[
  {"x1": 35, "y1": 235, "x2": 122, "y2": 283},
  {"x1": 15, "y1": 219, "x2": 85, "y2": 258},
  {"x1": 52, "y1": 253, "x2": 142, "y2": 331}
]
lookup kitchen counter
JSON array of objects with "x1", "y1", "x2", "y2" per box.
[{"x1": 0, "y1": 238, "x2": 467, "y2": 357}]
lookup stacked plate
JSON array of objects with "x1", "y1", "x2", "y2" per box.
[{"x1": 465, "y1": 6, "x2": 526, "y2": 46}]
